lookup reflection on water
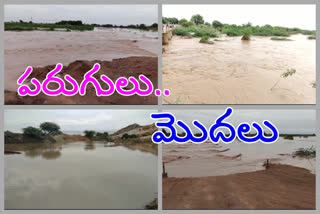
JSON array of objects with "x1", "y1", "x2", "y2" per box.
[
  {"x1": 163, "y1": 137, "x2": 316, "y2": 177},
  {"x1": 5, "y1": 142, "x2": 157, "y2": 209},
  {"x1": 84, "y1": 142, "x2": 95, "y2": 151}
]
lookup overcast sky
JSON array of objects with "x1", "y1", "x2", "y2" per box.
[
  {"x1": 169, "y1": 109, "x2": 315, "y2": 134},
  {"x1": 163, "y1": 5, "x2": 315, "y2": 30},
  {"x1": 5, "y1": 109, "x2": 315, "y2": 135},
  {"x1": 5, "y1": 5, "x2": 158, "y2": 25},
  {"x1": 5, "y1": 110, "x2": 155, "y2": 134}
]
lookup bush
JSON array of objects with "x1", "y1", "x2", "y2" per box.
[
  {"x1": 308, "y1": 35, "x2": 316, "y2": 40},
  {"x1": 282, "y1": 68, "x2": 296, "y2": 77},
  {"x1": 23, "y1": 126, "x2": 44, "y2": 138},
  {"x1": 193, "y1": 26, "x2": 217, "y2": 37},
  {"x1": 179, "y1": 19, "x2": 188, "y2": 26},
  {"x1": 162, "y1": 17, "x2": 179, "y2": 24},
  {"x1": 84, "y1": 130, "x2": 96, "y2": 139},
  {"x1": 96, "y1": 132, "x2": 109, "y2": 138},
  {"x1": 182, "y1": 21, "x2": 194, "y2": 28},
  {"x1": 199, "y1": 36, "x2": 214, "y2": 44},
  {"x1": 172, "y1": 27, "x2": 191, "y2": 36},
  {"x1": 121, "y1": 133, "x2": 138, "y2": 140},
  {"x1": 294, "y1": 146, "x2": 315, "y2": 158},
  {"x1": 173, "y1": 25, "x2": 218, "y2": 38}
]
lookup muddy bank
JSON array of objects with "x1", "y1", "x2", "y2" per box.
[
  {"x1": 163, "y1": 34, "x2": 315, "y2": 104},
  {"x1": 5, "y1": 56, "x2": 158, "y2": 104},
  {"x1": 163, "y1": 164, "x2": 315, "y2": 209}
]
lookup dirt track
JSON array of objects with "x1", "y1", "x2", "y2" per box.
[
  {"x1": 5, "y1": 56, "x2": 157, "y2": 104},
  {"x1": 163, "y1": 164, "x2": 315, "y2": 210}
]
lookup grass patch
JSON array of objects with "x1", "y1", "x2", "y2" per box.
[
  {"x1": 294, "y1": 146, "x2": 316, "y2": 158},
  {"x1": 199, "y1": 36, "x2": 214, "y2": 44},
  {"x1": 281, "y1": 68, "x2": 296, "y2": 77},
  {"x1": 172, "y1": 25, "x2": 217, "y2": 38},
  {"x1": 308, "y1": 35, "x2": 316, "y2": 40},
  {"x1": 271, "y1": 37, "x2": 292, "y2": 41}
]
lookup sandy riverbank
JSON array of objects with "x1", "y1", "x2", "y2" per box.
[
  {"x1": 5, "y1": 56, "x2": 158, "y2": 104},
  {"x1": 163, "y1": 164, "x2": 315, "y2": 209},
  {"x1": 162, "y1": 34, "x2": 315, "y2": 104}
]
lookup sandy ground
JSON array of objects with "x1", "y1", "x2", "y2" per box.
[
  {"x1": 5, "y1": 56, "x2": 158, "y2": 104},
  {"x1": 5, "y1": 28, "x2": 157, "y2": 92},
  {"x1": 163, "y1": 34, "x2": 315, "y2": 104},
  {"x1": 162, "y1": 138, "x2": 315, "y2": 209},
  {"x1": 163, "y1": 164, "x2": 315, "y2": 209}
]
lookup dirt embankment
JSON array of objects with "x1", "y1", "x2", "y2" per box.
[
  {"x1": 163, "y1": 164, "x2": 315, "y2": 210},
  {"x1": 5, "y1": 56, "x2": 158, "y2": 104}
]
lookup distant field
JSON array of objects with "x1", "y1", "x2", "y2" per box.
[
  {"x1": 5, "y1": 22, "x2": 94, "y2": 31},
  {"x1": 5, "y1": 21, "x2": 158, "y2": 32}
]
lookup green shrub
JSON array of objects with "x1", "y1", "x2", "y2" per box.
[
  {"x1": 121, "y1": 133, "x2": 138, "y2": 140},
  {"x1": 193, "y1": 26, "x2": 217, "y2": 37},
  {"x1": 282, "y1": 68, "x2": 296, "y2": 77},
  {"x1": 84, "y1": 130, "x2": 96, "y2": 139},
  {"x1": 172, "y1": 27, "x2": 191, "y2": 36},
  {"x1": 199, "y1": 36, "x2": 214, "y2": 44},
  {"x1": 308, "y1": 35, "x2": 316, "y2": 40},
  {"x1": 23, "y1": 126, "x2": 44, "y2": 138},
  {"x1": 179, "y1": 18, "x2": 188, "y2": 26}
]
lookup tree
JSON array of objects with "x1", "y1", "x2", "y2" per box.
[
  {"x1": 191, "y1": 14, "x2": 204, "y2": 25},
  {"x1": 163, "y1": 17, "x2": 179, "y2": 24},
  {"x1": 84, "y1": 130, "x2": 96, "y2": 139},
  {"x1": 179, "y1": 18, "x2": 188, "y2": 26},
  {"x1": 212, "y1": 20, "x2": 223, "y2": 29},
  {"x1": 182, "y1": 21, "x2": 194, "y2": 27},
  {"x1": 23, "y1": 126, "x2": 43, "y2": 138},
  {"x1": 96, "y1": 132, "x2": 109, "y2": 138},
  {"x1": 40, "y1": 122, "x2": 61, "y2": 135}
]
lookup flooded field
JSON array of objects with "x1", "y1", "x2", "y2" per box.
[
  {"x1": 5, "y1": 142, "x2": 157, "y2": 209},
  {"x1": 163, "y1": 137, "x2": 316, "y2": 177},
  {"x1": 163, "y1": 34, "x2": 315, "y2": 104},
  {"x1": 5, "y1": 28, "x2": 158, "y2": 91}
]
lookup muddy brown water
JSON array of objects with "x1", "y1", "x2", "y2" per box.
[
  {"x1": 163, "y1": 34, "x2": 315, "y2": 104},
  {"x1": 5, "y1": 28, "x2": 158, "y2": 91},
  {"x1": 163, "y1": 137, "x2": 316, "y2": 177},
  {"x1": 5, "y1": 142, "x2": 157, "y2": 209}
]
